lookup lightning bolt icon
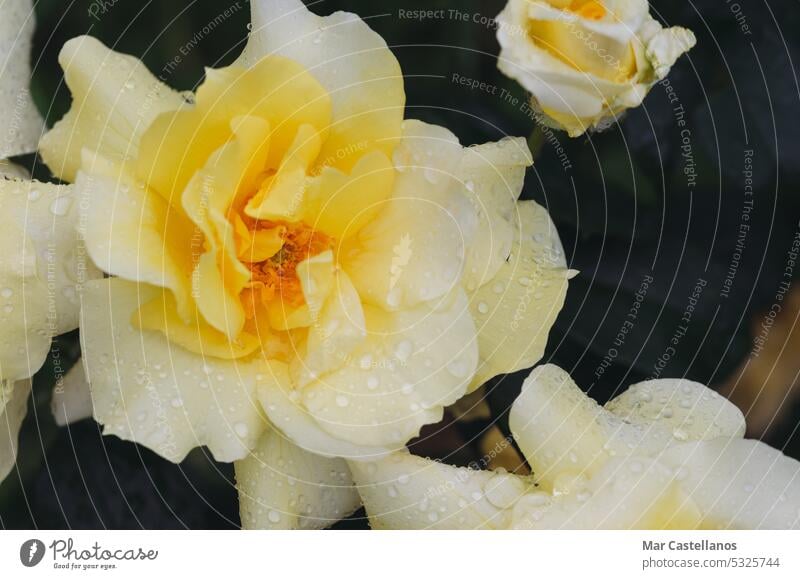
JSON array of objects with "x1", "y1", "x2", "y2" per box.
[{"x1": 28, "y1": 542, "x2": 38, "y2": 563}]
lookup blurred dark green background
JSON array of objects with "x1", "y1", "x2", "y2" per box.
[{"x1": 2, "y1": 0, "x2": 799, "y2": 529}]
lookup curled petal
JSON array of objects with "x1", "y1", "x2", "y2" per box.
[
  {"x1": 81, "y1": 278, "x2": 268, "y2": 462},
  {"x1": 1, "y1": 379, "x2": 31, "y2": 482},
  {"x1": 300, "y1": 289, "x2": 478, "y2": 449},
  {"x1": 470, "y1": 202, "x2": 570, "y2": 389},
  {"x1": 51, "y1": 360, "x2": 93, "y2": 427},
  {"x1": 235, "y1": 425, "x2": 360, "y2": 529},
  {"x1": 40, "y1": 36, "x2": 185, "y2": 182},
  {"x1": 606, "y1": 378, "x2": 746, "y2": 441},
  {"x1": 350, "y1": 452, "x2": 517, "y2": 529}
]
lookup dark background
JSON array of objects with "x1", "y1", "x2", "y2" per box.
[{"x1": 2, "y1": 0, "x2": 799, "y2": 529}]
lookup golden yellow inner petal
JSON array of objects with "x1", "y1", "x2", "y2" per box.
[
  {"x1": 571, "y1": 0, "x2": 606, "y2": 20},
  {"x1": 127, "y1": 52, "x2": 401, "y2": 360},
  {"x1": 527, "y1": 6, "x2": 638, "y2": 83}
]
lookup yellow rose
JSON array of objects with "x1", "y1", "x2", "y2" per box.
[
  {"x1": 39, "y1": 0, "x2": 572, "y2": 528},
  {"x1": 353, "y1": 365, "x2": 800, "y2": 529},
  {"x1": 1, "y1": 0, "x2": 100, "y2": 481},
  {"x1": 496, "y1": 0, "x2": 696, "y2": 136}
]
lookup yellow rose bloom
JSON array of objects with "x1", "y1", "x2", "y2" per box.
[
  {"x1": 1, "y1": 0, "x2": 101, "y2": 482},
  {"x1": 353, "y1": 365, "x2": 800, "y2": 529},
  {"x1": 496, "y1": 0, "x2": 696, "y2": 136},
  {"x1": 39, "y1": 0, "x2": 571, "y2": 528}
]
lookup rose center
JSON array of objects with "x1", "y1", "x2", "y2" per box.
[{"x1": 237, "y1": 216, "x2": 333, "y2": 309}]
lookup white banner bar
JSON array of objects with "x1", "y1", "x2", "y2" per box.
[{"x1": 1, "y1": 531, "x2": 799, "y2": 577}]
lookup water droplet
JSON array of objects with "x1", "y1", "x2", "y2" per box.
[
  {"x1": 27, "y1": 188, "x2": 41, "y2": 201},
  {"x1": 267, "y1": 510, "x2": 280, "y2": 523},
  {"x1": 235, "y1": 422, "x2": 249, "y2": 438},
  {"x1": 484, "y1": 473, "x2": 525, "y2": 509},
  {"x1": 367, "y1": 376, "x2": 379, "y2": 390},
  {"x1": 423, "y1": 168, "x2": 440, "y2": 184},
  {"x1": 0, "y1": 288, "x2": 12, "y2": 299},
  {"x1": 386, "y1": 288, "x2": 402, "y2": 308},
  {"x1": 394, "y1": 340, "x2": 413, "y2": 362},
  {"x1": 446, "y1": 359, "x2": 470, "y2": 378},
  {"x1": 335, "y1": 395, "x2": 350, "y2": 408},
  {"x1": 397, "y1": 473, "x2": 410, "y2": 485},
  {"x1": 672, "y1": 428, "x2": 689, "y2": 441},
  {"x1": 49, "y1": 196, "x2": 72, "y2": 216},
  {"x1": 477, "y1": 301, "x2": 489, "y2": 314},
  {"x1": 518, "y1": 276, "x2": 532, "y2": 287}
]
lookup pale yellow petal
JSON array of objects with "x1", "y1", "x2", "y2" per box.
[
  {"x1": 606, "y1": 378, "x2": 746, "y2": 441},
  {"x1": 0, "y1": 171, "x2": 83, "y2": 390},
  {"x1": 0, "y1": 0, "x2": 43, "y2": 157},
  {"x1": 294, "y1": 268, "x2": 366, "y2": 387},
  {"x1": 300, "y1": 289, "x2": 478, "y2": 448},
  {"x1": 80, "y1": 278, "x2": 268, "y2": 462},
  {"x1": 0, "y1": 160, "x2": 29, "y2": 179},
  {"x1": 343, "y1": 121, "x2": 476, "y2": 310},
  {"x1": 75, "y1": 153, "x2": 196, "y2": 320},
  {"x1": 0, "y1": 378, "x2": 31, "y2": 481},
  {"x1": 0, "y1": 217, "x2": 51, "y2": 382},
  {"x1": 51, "y1": 360, "x2": 93, "y2": 427},
  {"x1": 239, "y1": 0, "x2": 404, "y2": 170},
  {"x1": 663, "y1": 439, "x2": 800, "y2": 529},
  {"x1": 470, "y1": 201, "x2": 570, "y2": 389},
  {"x1": 40, "y1": 36, "x2": 185, "y2": 182},
  {"x1": 509, "y1": 364, "x2": 670, "y2": 491},
  {"x1": 512, "y1": 457, "x2": 702, "y2": 530},
  {"x1": 459, "y1": 137, "x2": 532, "y2": 292},
  {"x1": 1, "y1": 176, "x2": 101, "y2": 336},
  {"x1": 350, "y1": 452, "x2": 521, "y2": 529},
  {"x1": 257, "y1": 359, "x2": 401, "y2": 460},
  {"x1": 236, "y1": 425, "x2": 360, "y2": 529}
]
